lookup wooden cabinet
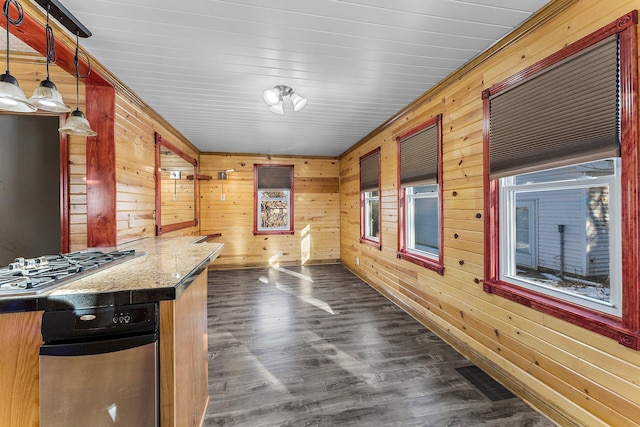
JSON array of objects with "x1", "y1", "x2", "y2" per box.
[
  {"x1": 159, "y1": 270, "x2": 209, "y2": 426},
  {"x1": 0, "y1": 310, "x2": 43, "y2": 427}
]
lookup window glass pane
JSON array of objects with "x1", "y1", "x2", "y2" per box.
[
  {"x1": 364, "y1": 190, "x2": 379, "y2": 240},
  {"x1": 501, "y1": 158, "x2": 620, "y2": 313},
  {"x1": 515, "y1": 206, "x2": 531, "y2": 254},
  {"x1": 406, "y1": 184, "x2": 439, "y2": 257},
  {"x1": 414, "y1": 197, "x2": 439, "y2": 253},
  {"x1": 514, "y1": 159, "x2": 615, "y2": 185},
  {"x1": 259, "y1": 190, "x2": 289, "y2": 230}
]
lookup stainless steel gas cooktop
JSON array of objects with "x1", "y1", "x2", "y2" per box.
[{"x1": 0, "y1": 250, "x2": 140, "y2": 297}]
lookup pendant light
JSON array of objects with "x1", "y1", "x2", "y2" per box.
[
  {"x1": 0, "y1": 0, "x2": 36, "y2": 112},
  {"x1": 28, "y1": 3, "x2": 70, "y2": 112},
  {"x1": 59, "y1": 31, "x2": 96, "y2": 137}
]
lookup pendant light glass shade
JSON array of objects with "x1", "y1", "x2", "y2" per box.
[
  {"x1": 28, "y1": 5, "x2": 70, "y2": 113},
  {"x1": 0, "y1": 0, "x2": 36, "y2": 112},
  {"x1": 60, "y1": 31, "x2": 97, "y2": 137},
  {"x1": 59, "y1": 108, "x2": 97, "y2": 137},
  {"x1": 0, "y1": 72, "x2": 37, "y2": 112},
  {"x1": 29, "y1": 78, "x2": 70, "y2": 112}
]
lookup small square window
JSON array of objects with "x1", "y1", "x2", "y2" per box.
[
  {"x1": 258, "y1": 190, "x2": 291, "y2": 231},
  {"x1": 254, "y1": 165, "x2": 294, "y2": 235}
]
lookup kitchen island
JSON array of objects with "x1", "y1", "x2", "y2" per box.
[{"x1": 0, "y1": 236, "x2": 223, "y2": 427}]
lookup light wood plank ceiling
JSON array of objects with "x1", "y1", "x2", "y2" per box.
[{"x1": 55, "y1": 0, "x2": 550, "y2": 156}]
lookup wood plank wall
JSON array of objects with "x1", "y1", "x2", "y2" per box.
[
  {"x1": 114, "y1": 93, "x2": 200, "y2": 243},
  {"x1": 199, "y1": 154, "x2": 340, "y2": 268},
  {"x1": 339, "y1": 1, "x2": 640, "y2": 425}
]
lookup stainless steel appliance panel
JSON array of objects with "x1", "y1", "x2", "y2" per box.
[{"x1": 39, "y1": 336, "x2": 158, "y2": 427}]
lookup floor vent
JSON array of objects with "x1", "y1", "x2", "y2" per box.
[{"x1": 455, "y1": 365, "x2": 517, "y2": 402}]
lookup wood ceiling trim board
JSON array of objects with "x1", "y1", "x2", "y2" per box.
[{"x1": 338, "y1": 0, "x2": 578, "y2": 160}]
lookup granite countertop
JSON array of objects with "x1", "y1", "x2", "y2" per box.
[{"x1": 0, "y1": 236, "x2": 224, "y2": 313}]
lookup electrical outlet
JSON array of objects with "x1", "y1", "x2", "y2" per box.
[
  {"x1": 277, "y1": 250, "x2": 283, "y2": 257},
  {"x1": 128, "y1": 213, "x2": 134, "y2": 229},
  {"x1": 220, "y1": 193, "x2": 226, "y2": 201},
  {"x1": 355, "y1": 257, "x2": 360, "y2": 266}
]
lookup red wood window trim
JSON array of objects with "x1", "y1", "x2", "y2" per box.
[
  {"x1": 482, "y1": 11, "x2": 640, "y2": 349},
  {"x1": 359, "y1": 147, "x2": 382, "y2": 250},
  {"x1": 253, "y1": 164, "x2": 295, "y2": 236},
  {"x1": 396, "y1": 115, "x2": 444, "y2": 275}
]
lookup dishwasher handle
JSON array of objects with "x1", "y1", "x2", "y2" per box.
[{"x1": 40, "y1": 332, "x2": 157, "y2": 357}]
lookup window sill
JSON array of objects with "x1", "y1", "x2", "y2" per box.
[
  {"x1": 483, "y1": 278, "x2": 640, "y2": 350},
  {"x1": 397, "y1": 251, "x2": 444, "y2": 275},
  {"x1": 360, "y1": 238, "x2": 381, "y2": 250}
]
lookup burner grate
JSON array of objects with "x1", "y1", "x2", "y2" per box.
[{"x1": 0, "y1": 250, "x2": 140, "y2": 295}]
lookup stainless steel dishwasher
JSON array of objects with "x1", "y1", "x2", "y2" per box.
[{"x1": 39, "y1": 302, "x2": 159, "y2": 427}]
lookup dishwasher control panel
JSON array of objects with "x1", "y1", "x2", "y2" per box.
[{"x1": 42, "y1": 302, "x2": 158, "y2": 342}]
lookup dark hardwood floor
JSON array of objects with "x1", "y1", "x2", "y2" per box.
[{"x1": 204, "y1": 264, "x2": 554, "y2": 426}]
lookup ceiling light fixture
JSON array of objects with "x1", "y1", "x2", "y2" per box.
[
  {"x1": 263, "y1": 85, "x2": 307, "y2": 114},
  {"x1": 28, "y1": 3, "x2": 70, "y2": 112},
  {"x1": 0, "y1": 0, "x2": 37, "y2": 112},
  {"x1": 58, "y1": 31, "x2": 97, "y2": 137}
]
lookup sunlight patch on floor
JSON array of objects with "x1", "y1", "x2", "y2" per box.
[
  {"x1": 301, "y1": 330, "x2": 378, "y2": 384},
  {"x1": 260, "y1": 266, "x2": 338, "y2": 315}
]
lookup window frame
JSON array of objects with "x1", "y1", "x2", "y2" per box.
[
  {"x1": 363, "y1": 189, "x2": 380, "y2": 243},
  {"x1": 253, "y1": 164, "x2": 295, "y2": 235},
  {"x1": 482, "y1": 11, "x2": 640, "y2": 349},
  {"x1": 360, "y1": 147, "x2": 381, "y2": 249},
  {"x1": 397, "y1": 115, "x2": 444, "y2": 275}
]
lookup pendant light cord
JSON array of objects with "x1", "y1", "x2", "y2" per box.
[
  {"x1": 73, "y1": 31, "x2": 91, "y2": 110},
  {"x1": 2, "y1": 0, "x2": 23, "y2": 74},
  {"x1": 74, "y1": 32, "x2": 79, "y2": 109},
  {"x1": 44, "y1": 4, "x2": 55, "y2": 79}
]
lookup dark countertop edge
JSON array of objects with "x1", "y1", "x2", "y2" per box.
[
  {"x1": 0, "y1": 242, "x2": 222, "y2": 314},
  {"x1": 0, "y1": 297, "x2": 39, "y2": 314}
]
